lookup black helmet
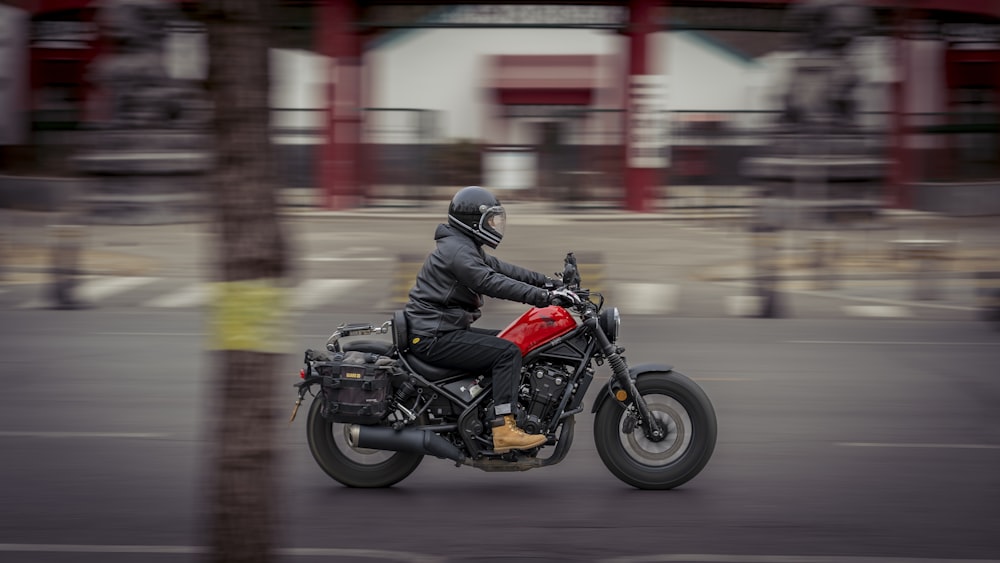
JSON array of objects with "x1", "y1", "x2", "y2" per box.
[{"x1": 448, "y1": 186, "x2": 507, "y2": 248}]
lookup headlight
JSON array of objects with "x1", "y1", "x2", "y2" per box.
[{"x1": 599, "y1": 307, "x2": 620, "y2": 343}]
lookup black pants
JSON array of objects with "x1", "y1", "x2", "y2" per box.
[{"x1": 409, "y1": 327, "x2": 521, "y2": 414}]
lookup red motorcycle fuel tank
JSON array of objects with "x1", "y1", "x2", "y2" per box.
[{"x1": 498, "y1": 305, "x2": 577, "y2": 355}]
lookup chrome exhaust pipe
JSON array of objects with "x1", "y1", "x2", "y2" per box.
[{"x1": 349, "y1": 425, "x2": 466, "y2": 464}]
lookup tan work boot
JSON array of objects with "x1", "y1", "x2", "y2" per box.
[{"x1": 492, "y1": 415, "x2": 547, "y2": 453}]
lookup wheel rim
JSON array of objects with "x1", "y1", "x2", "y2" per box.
[
  {"x1": 617, "y1": 394, "x2": 692, "y2": 467},
  {"x1": 327, "y1": 421, "x2": 395, "y2": 465}
]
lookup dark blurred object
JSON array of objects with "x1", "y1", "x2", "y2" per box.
[
  {"x1": 91, "y1": 0, "x2": 209, "y2": 129},
  {"x1": 742, "y1": 0, "x2": 884, "y2": 292},
  {"x1": 49, "y1": 223, "x2": 85, "y2": 309},
  {"x1": 976, "y1": 271, "x2": 1000, "y2": 327},
  {"x1": 749, "y1": 222, "x2": 783, "y2": 318},
  {"x1": 780, "y1": 0, "x2": 874, "y2": 132},
  {"x1": 74, "y1": 0, "x2": 212, "y2": 224}
]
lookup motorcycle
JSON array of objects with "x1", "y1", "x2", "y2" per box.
[{"x1": 289, "y1": 253, "x2": 717, "y2": 489}]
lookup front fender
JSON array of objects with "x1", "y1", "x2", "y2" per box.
[{"x1": 590, "y1": 362, "x2": 673, "y2": 413}]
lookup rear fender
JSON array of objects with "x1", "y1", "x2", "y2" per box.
[{"x1": 590, "y1": 363, "x2": 673, "y2": 413}]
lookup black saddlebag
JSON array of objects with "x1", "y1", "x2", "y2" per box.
[{"x1": 306, "y1": 349, "x2": 395, "y2": 424}]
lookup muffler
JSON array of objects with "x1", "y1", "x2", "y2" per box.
[{"x1": 349, "y1": 425, "x2": 466, "y2": 464}]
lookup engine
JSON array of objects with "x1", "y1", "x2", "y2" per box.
[{"x1": 518, "y1": 361, "x2": 575, "y2": 434}]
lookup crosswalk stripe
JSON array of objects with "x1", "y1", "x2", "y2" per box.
[
  {"x1": 145, "y1": 283, "x2": 207, "y2": 308},
  {"x1": 145, "y1": 279, "x2": 372, "y2": 309},
  {"x1": 18, "y1": 275, "x2": 157, "y2": 309},
  {"x1": 0, "y1": 277, "x2": 949, "y2": 319},
  {"x1": 842, "y1": 305, "x2": 911, "y2": 318},
  {"x1": 76, "y1": 276, "x2": 156, "y2": 302},
  {"x1": 725, "y1": 295, "x2": 765, "y2": 317},
  {"x1": 290, "y1": 279, "x2": 364, "y2": 309},
  {"x1": 615, "y1": 282, "x2": 679, "y2": 315}
]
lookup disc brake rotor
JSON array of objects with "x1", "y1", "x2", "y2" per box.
[{"x1": 619, "y1": 394, "x2": 692, "y2": 466}]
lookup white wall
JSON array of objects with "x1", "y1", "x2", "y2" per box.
[
  {"x1": 270, "y1": 48, "x2": 328, "y2": 134},
  {"x1": 657, "y1": 31, "x2": 762, "y2": 112},
  {"x1": 366, "y1": 28, "x2": 622, "y2": 141},
  {"x1": 363, "y1": 27, "x2": 765, "y2": 142}
]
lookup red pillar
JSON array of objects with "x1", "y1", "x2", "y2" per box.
[
  {"x1": 888, "y1": 9, "x2": 911, "y2": 209},
  {"x1": 623, "y1": 0, "x2": 663, "y2": 212},
  {"x1": 317, "y1": 0, "x2": 364, "y2": 210}
]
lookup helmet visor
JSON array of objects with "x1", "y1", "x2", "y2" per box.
[{"x1": 481, "y1": 205, "x2": 506, "y2": 239}]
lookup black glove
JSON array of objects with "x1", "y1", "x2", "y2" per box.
[{"x1": 535, "y1": 288, "x2": 553, "y2": 308}]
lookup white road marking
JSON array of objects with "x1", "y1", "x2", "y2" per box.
[
  {"x1": 302, "y1": 256, "x2": 389, "y2": 262},
  {"x1": 76, "y1": 276, "x2": 156, "y2": 302},
  {"x1": 291, "y1": 279, "x2": 365, "y2": 309},
  {"x1": 146, "y1": 279, "x2": 370, "y2": 309},
  {"x1": 725, "y1": 295, "x2": 764, "y2": 317},
  {"x1": 838, "y1": 442, "x2": 1000, "y2": 450},
  {"x1": 842, "y1": 304, "x2": 910, "y2": 318},
  {"x1": 145, "y1": 283, "x2": 207, "y2": 308},
  {"x1": 616, "y1": 283, "x2": 679, "y2": 315},
  {"x1": 96, "y1": 331, "x2": 202, "y2": 337},
  {"x1": 19, "y1": 276, "x2": 157, "y2": 308}
]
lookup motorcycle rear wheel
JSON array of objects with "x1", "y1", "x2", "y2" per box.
[
  {"x1": 594, "y1": 370, "x2": 717, "y2": 490},
  {"x1": 305, "y1": 396, "x2": 424, "y2": 488}
]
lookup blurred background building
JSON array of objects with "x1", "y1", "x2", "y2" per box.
[{"x1": 1, "y1": 0, "x2": 998, "y2": 216}]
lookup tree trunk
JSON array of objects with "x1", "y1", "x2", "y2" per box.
[{"x1": 202, "y1": 1, "x2": 287, "y2": 562}]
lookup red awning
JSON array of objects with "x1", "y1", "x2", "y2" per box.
[{"x1": 489, "y1": 54, "x2": 599, "y2": 106}]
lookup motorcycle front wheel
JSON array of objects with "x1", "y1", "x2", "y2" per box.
[
  {"x1": 594, "y1": 370, "x2": 717, "y2": 490},
  {"x1": 305, "y1": 395, "x2": 424, "y2": 488}
]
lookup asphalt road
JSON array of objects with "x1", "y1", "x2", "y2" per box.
[{"x1": 1, "y1": 308, "x2": 998, "y2": 563}]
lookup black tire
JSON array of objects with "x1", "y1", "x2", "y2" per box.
[
  {"x1": 305, "y1": 395, "x2": 424, "y2": 488},
  {"x1": 594, "y1": 371, "x2": 717, "y2": 490}
]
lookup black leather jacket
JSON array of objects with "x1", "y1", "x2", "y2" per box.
[{"x1": 404, "y1": 224, "x2": 550, "y2": 337}]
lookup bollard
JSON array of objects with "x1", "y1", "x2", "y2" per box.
[
  {"x1": 975, "y1": 271, "x2": 1000, "y2": 325},
  {"x1": 50, "y1": 223, "x2": 86, "y2": 309},
  {"x1": 0, "y1": 228, "x2": 7, "y2": 283},
  {"x1": 750, "y1": 223, "x2": 783, "y2": 318},
  {"x1": 0, "y1": 208, "x2": 13, "y2": 282}
]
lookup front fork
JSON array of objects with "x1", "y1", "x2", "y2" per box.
[{"x1": 589, "y1": 317, "x2": 666, "y2": 442}]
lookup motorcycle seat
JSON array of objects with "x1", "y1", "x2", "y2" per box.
[
  {"x1": 401, "y1": 352, "x2": 467, "y2": 381},
  {"x1": 392, "y1": 310, "x2": 467, "y2": 381}
]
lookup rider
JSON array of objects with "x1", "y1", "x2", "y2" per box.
[{"x1": 404, "y1": 186, "x2": 575, "y2": 453}]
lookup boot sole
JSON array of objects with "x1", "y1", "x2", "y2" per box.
[{"x1": 493, "y1": 440, "x2": 547, "y2": 454}]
